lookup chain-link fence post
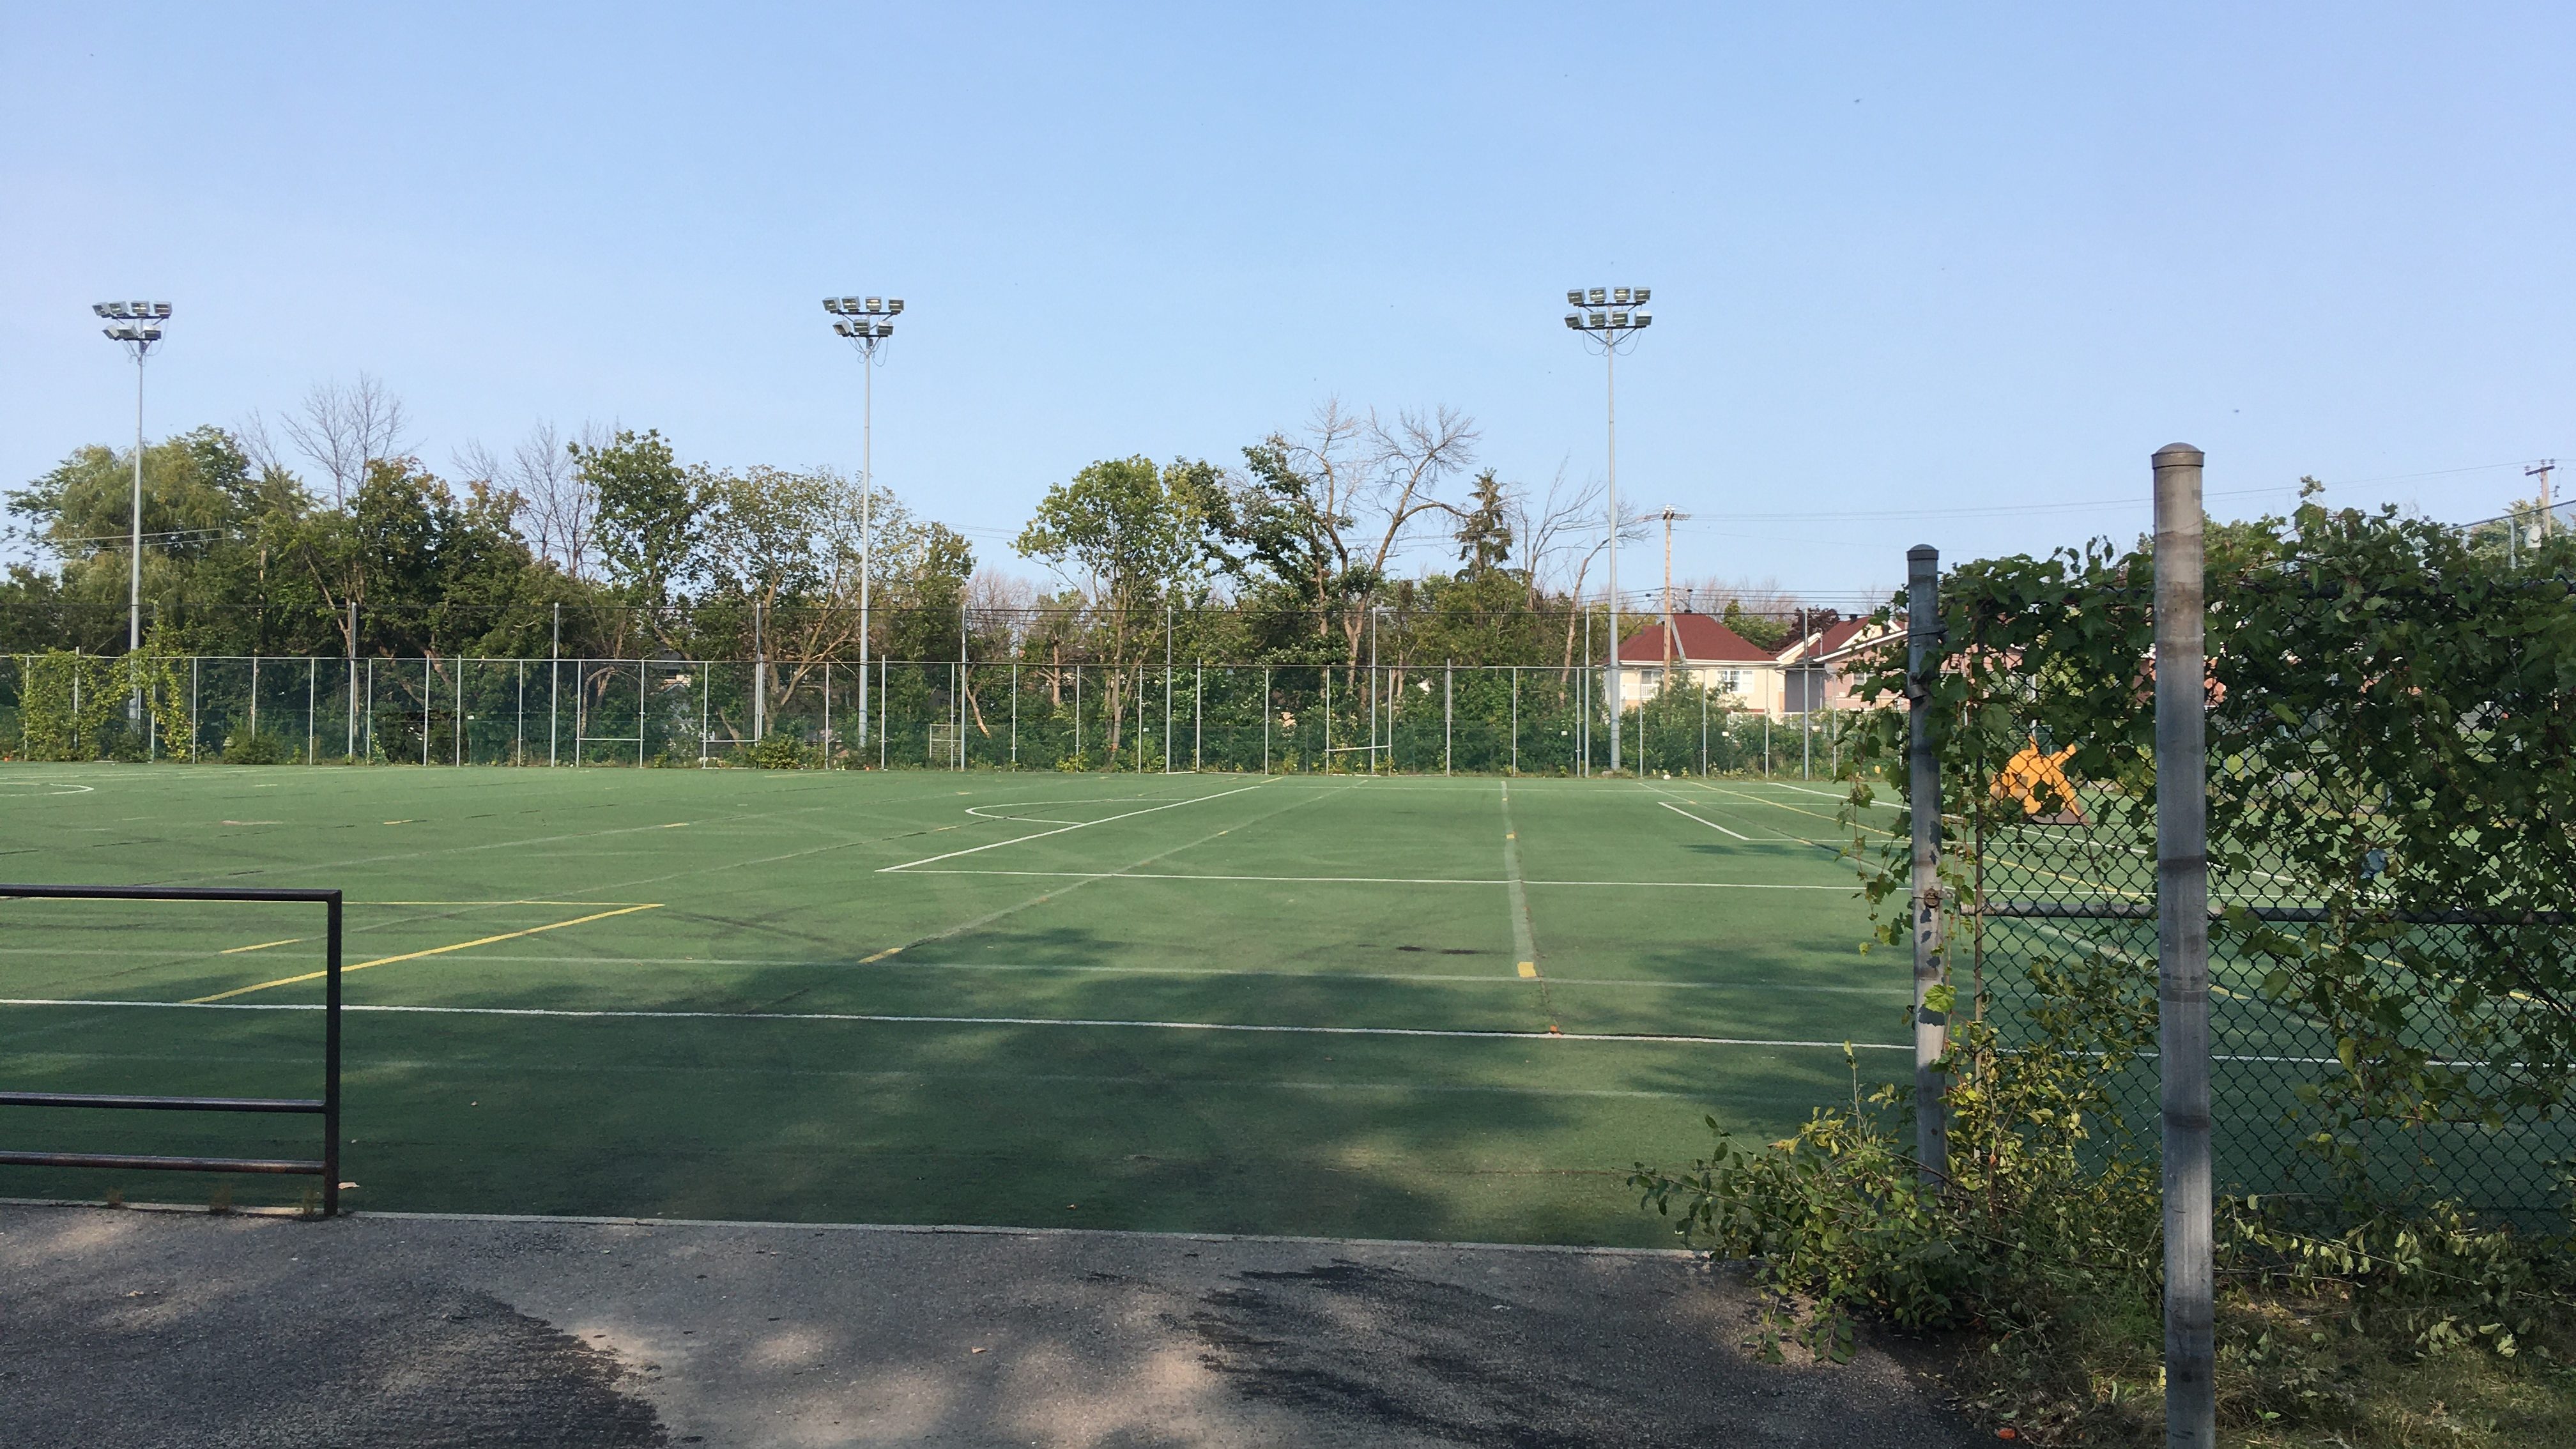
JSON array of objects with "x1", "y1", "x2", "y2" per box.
[
  {"x1": 2153, "y1": 443, "x2": 2214, "y2": 1447},
  {"x1": 1906, "y1": 543, "x2": 1949, "y2": 1184}
]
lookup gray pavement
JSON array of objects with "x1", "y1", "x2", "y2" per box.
[{"x1": 0, "y1": 1202, "x2": 1968, "y2": 1447}]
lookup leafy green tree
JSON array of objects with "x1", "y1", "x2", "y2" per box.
[
  {"x1": 572, "y1": 429, "x2": 704, "y2": 613},
  {"x1": 1454, "y1": 468, "x2": 1512, "y2": 576},
  {"x1": 6, "y1": 427, "x2": 266, "y2": 650},
  {"x1": 1016, "y1": 455, "x2": 1223, "y2": 749}
]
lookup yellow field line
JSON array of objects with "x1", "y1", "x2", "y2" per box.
[
  {"x1": 188, "y1": 905, "x2": 666, "y2": 1003},
  {"x1": 219, "y1": 937, "x2": 303, "y2": 954},
  {"x1": 370, "y1": 900, "x2": 650, "y2": 907}
]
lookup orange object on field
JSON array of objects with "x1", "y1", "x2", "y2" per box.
[{"x1": 1992, "y1": 738, "x2": 2083, "y2": 821}]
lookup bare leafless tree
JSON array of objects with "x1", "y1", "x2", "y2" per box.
[
  {"x1": 504, "y1": 420, "x2": 599, "y2": 579},
  {"x1": 1357, "y1": 404, "x2": 1480, "y2": 580},
  {"x1": 282, "y1": 374, "x2": 413, "y2": 506},
  {"x1": 450, "y1": 440, "x2": 505, "y2": 489},
  {"x1": 1255, "y1": 398, "x2": 1481, "y2": 663},
  {"x1": 1512, "y1": 464, "x2": 1602, "y2": 605},
  {"x1": 234, "y1": 411, "x2": 295, "y2": 482}
]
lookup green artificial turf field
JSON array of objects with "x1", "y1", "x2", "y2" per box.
[{"x1": 0, "y1": 763, "x2": 1913, "y2": 1245}]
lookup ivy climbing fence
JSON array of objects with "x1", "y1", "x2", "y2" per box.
[
  {"x1": 3, "y1": 655, "x2": 1857, "y2": 778},
  {"x1": 1860, "y1": 486, "x2": 2576, "y2": 1227}
]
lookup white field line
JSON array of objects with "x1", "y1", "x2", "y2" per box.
[
  {"x1": 258, "y1": 953, "x2": 1908, "y2": 993},
  {"x1": 10, "y1": 1049, "x2": 1728, "y2": 1100},
  {"x1": 1689, "y1": 781, "x2": 1891, "y2": 838},
  {"x1": 882, "y1": 869, "x2": 1851, "y2": 890},
  {"x1": 1498, "y1": 780, "x2": 1540, "y2": 981},
  {"x1": 881, "y1": 785, "x2": 1263, "y2": 871},
  {"x1": 0, "y1": 997, "x2": 1906, "y2": 1050},
  {"x1": 1657, "y1": 801, "x2": 1751, "y2": 840},
  {"x1": 1756, "y1": 782, "x2": 1853, "y2": 802},
  {"x1": 961, "y1": 796, "x2": 1163, "y2": 825}
]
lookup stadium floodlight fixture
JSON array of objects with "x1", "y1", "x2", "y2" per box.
[
  {"x1": 96, "y1": 298, "x2": 174, "y2": 702},
  {"x1": 820, "y1": 291, "x2": 909, "y2": 747},
  {"x1": 1558, "y1": 284, "x2": 1655, "y2": 776}
]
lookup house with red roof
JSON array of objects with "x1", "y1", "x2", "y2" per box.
[
  {"x1": 1774, "y1": 615, "x2": 1905, "y2": 712},
  {"x1": 1613, "y1": 610, "x2": 1904, "y2": 717},
  {"x1": 1611, "y1": 610, "x2": 1786, "y2": 714}
]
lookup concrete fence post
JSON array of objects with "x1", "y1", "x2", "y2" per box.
[
  {"x1": 1906, "y1": 543, "x2": 1948, "y2": 1185},
  {"x1": 2154, "y1": 443, "x2": 2214, "y2": 1449}
]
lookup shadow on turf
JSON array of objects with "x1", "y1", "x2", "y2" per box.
[{"x1": 8, "y1": 927, "x2": 1902, "y2": 1241}]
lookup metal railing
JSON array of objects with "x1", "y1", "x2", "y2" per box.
[{"x1": 0, "y1": 884, "x2": 342, "y2": 1216}]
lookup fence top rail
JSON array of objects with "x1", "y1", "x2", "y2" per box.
[
  {"x1": 10, "y1": 654, "x2": 1692, "y2": 674},
  {"x1": 0, "y1": 884, "x2": 342, "y2": 905},
  {"x1": 1977, "y1": 899, "x2": 2573, "y2": 926}
]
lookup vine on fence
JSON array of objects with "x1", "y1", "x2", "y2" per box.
[
  {"x1": 1836, "y1": 495, "x2": 2576, "y2": 1175},
  {"x1": 1636, "y1": 498, "x2": 2576, "y2": 1434},
  {"x1": 15, "y1": 644, "x2": 192, "y2": 761}
]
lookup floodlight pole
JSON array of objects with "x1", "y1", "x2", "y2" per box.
[
  {"x1": 96, "y1": 302, "x2": 172, "y2": 724},
  {"x1": 824, "y1": 296, "x2": 904, "y2": 748},
  {"x1": 1562, "y1": 289, "x2": 1651, "y2": 775}
]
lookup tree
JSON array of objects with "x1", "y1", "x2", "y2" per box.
[
  {"x1": 572, "y1": 429, "x2": 704, "y2": 617},
  {"x1": 1016, "y1": 455, "x2": 1223, "y2": 751},
  {"x1": 1213, "y1": 399, "x2": 1479, "y2": 666},
  {"x1": 1455, "y1": 468, "x2": 1513, "y2": 576},
  {"x1": 6, "y1": 427, "x2": 267, "y2": 650},
  {"x1": 276, "y1": 374, "x2": 412, "y2": 507}
]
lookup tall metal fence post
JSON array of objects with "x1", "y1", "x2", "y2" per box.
[
  {"x1": 322, "y1": 891, "x2": 343, "y2": 1218},
  {"x1": 1906, "y1": 542, "x2": 1949, "y2": 1185},
  {"x1": 2154, "y1": 443, "x2": 2214, "y2": 1449}
]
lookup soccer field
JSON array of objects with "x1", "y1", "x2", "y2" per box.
[{"x1": 0, "y1": 764, "x2": 1908, "y2": 1245}]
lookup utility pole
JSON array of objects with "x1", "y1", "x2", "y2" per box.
[
  {"x1": 824, "y1": 295, "x2": 903, "y2": 745},
  {"x1": 2527, "y1": 460, "x2": 2557, "y2": 542},
  {"x1": 1563, "y1": 288, "x2": 1652, "y2": 774},
  {"x1": 1659, "y1": 507, "x2": 1686, "y2": 685}
]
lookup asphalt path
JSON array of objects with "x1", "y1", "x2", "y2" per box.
[{"x1": 0, "y1": 1203, "x2": 1970, "y2": 1447}]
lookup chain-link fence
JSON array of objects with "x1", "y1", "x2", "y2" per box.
[
  {"x1": 1920, "y1": 524, "x2": 2576, "y2": 1227},
  {"x1": 3, "y1": 654, "x2": 1861, "y2": 778}
]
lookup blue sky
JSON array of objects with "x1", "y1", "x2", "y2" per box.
[{"x1": 5, "y1": 3, "x2": 2571, "y2": 599}]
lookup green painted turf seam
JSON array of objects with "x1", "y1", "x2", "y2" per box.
[{"x1": 0, "y1": 997, "x2": 1910, "y2": 1050}]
